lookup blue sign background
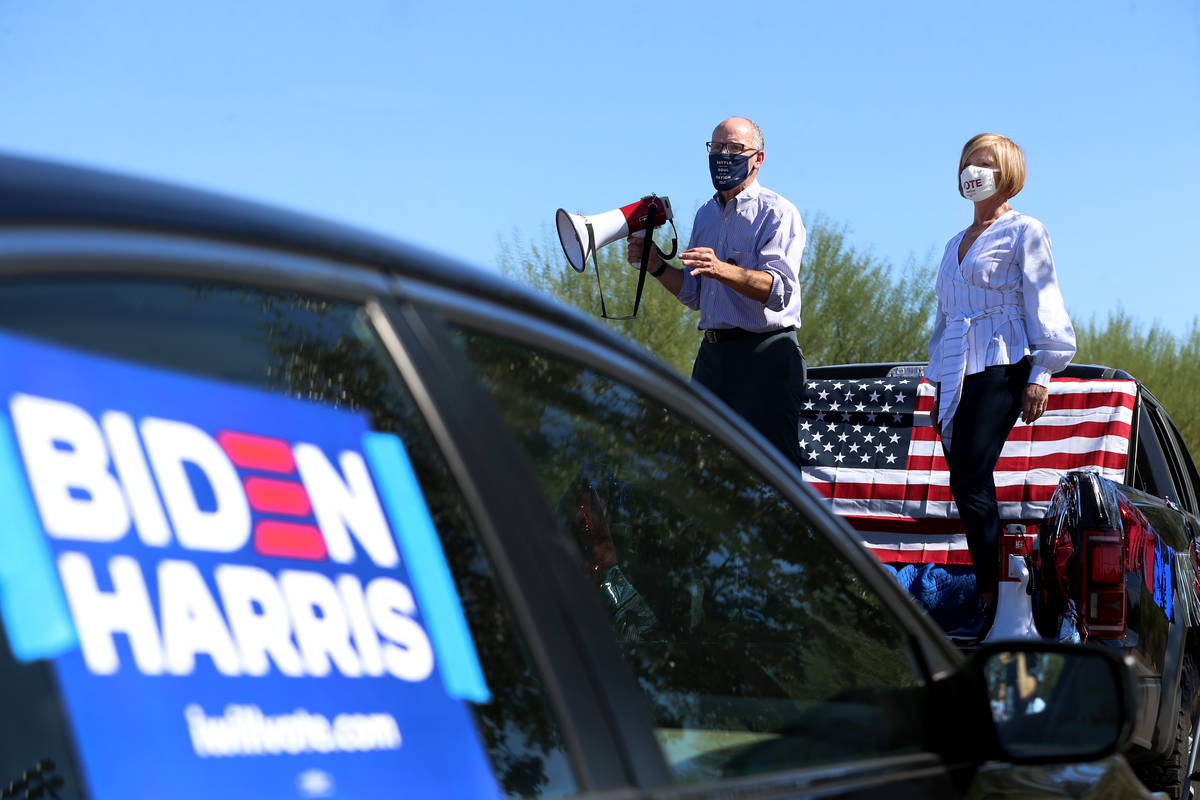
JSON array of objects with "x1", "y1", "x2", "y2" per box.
[{"x1": 0, "y1": 330, "x2": 499, "y2": 800}]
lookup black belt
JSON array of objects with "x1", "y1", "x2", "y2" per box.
[{"x1": 702, "y1": 326, "x2": 794, "y2": 344}]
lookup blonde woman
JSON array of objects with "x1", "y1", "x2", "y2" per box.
[{"x1": 925, "y1": 133, "x2": 1076, "y2": 617}]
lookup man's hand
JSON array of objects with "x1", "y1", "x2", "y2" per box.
[
  {"x1": 679, "y1": 246, "x2": 772, "y2": 302},
  {"x1": 1021, "y1": 383, "x2": 1048, "y2": 424},
  {"x1": 678, "y1": 246, "x2": 728, "y2": 279},
  {"x1": 626, "y1": 234, "x2": 662, "y2": 273}
]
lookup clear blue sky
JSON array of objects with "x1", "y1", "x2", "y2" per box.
[{"x1": 2, "y1": 1, "x2": 1197, "y2": 339}]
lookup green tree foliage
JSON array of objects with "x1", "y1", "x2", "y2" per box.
[
  {"x1": 1075, "y1": 310, "x2": 1200, "y2": 459},
  {"x1": 499, "y1": 217, "x2": 938, "y2": 373},
  {"x1": 498, "y1": 227, "x2": 698, "y2": 373},
  {"x1": 793, "y1": 217, "x2": 936, "y2": 366}
]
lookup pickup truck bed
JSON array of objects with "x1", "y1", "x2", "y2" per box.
[{"x1": 801, "y1": 362, "x2": 1200, "y2": 799}]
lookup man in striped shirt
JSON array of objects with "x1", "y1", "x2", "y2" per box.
[{"x1": 628, "y1": 116, "x2": 807, "y2": 466}]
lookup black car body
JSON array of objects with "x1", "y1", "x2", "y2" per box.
[
  {"x1": 0, "y1": 154, "x2": 1146, "y2": 799},
  {"x1": 1037, "y1": 373, "x2": 1200, "y2": 798}
]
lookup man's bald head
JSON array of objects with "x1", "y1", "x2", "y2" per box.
[{"x1": 713, "y1": 117, "x2": 764, "y2": 152}]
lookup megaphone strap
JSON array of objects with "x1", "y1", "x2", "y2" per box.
[{"x1": 586, "y1": 221, "x2": 617, "y2": 320}]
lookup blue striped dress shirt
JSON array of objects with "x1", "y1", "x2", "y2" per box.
[{"x1": 676, "y1": 181, "x2": 805, "y2": 333}]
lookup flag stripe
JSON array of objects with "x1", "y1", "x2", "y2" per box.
[
  {"x1": 863, "y1": 545, "x2": 975, "y2": 564},
  {"x1": 915, "y1": 386, "x2": 1135, "y2": 412},
  {"x1": 806, "y1": 477, "x2": 1060, "y2": 503},
  {"x1": 906, "y1": 449, "x2": 1129, "y2": 473},
  {"x1": 910, "y1": 419, "x2": 1131, "y2": 443},
  {"x1": 858, "y1": 531, "x2": 971, "y2": 550},
  {"x1": 819, "y1": 497, "x2": 1049, "y2": 521},
  {"x1": 843, "y1": 516, "x2": 966, "y2": 534},
  {"x1": 804, "y1": 463, "x2": 1125, "y2": 488}
]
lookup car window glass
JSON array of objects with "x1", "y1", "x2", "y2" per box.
[
  {"x1": 449, "y1": 328, "x2": 927, "y2": 783},
  {"x1": 1141, "y1": 402, "x2": 1190, "y2": 511},
  {"x1": 1166, "y1": 416, "x2": 1200, "y2": 515},
  {"x1": 1153, "y1": 410, "x2": 1200, "y2": 515},
  {"x1": 1133, "y1": 405, "x2": 1171, "y2": 501},
  {"x1": 0, "y1": 279, "x2": 576, "y2": 800}
]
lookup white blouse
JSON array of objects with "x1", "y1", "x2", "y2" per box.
[{"x1": 925, "y1": 210, "x2": 1076, "y2": 440}]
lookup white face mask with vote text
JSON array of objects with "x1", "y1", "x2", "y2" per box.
[{"x1": 960, "y1": 165, "x2": 999, "y2": 202}]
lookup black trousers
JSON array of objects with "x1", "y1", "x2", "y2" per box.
[
  {"x1": 691, "y1": 329, "x2": 806, "y2": 468},
  {"x1": 942, "y1": 358, "x2": 1030, "y2": 595}
]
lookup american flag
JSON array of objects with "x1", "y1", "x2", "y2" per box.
[{"x1": 798, "y1": 376, "x2": 1137, "y2": 564}]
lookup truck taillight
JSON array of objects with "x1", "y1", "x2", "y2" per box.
[
  {"x1": 1089, "y1": 542, "x2": 1123, "y2": 583},
  {"x1": 1090, "y1": 589, "x2": 1125, "y2": 626},
  {"x1": 1081, "y1": 529, "x2": 1126, "y2": 638}
]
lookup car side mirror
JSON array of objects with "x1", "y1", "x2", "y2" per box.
[{"x1": 972, "y1": 641, "x2": 1135, "y2": 763}]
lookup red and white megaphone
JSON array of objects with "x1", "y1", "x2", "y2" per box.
[{"x1": 556, "y1": 195, "x2": 675, "y2": 273}]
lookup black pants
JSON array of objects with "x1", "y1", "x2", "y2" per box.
[
  {"x1": 942, "y1": 358, "x2": 1030, "y2": 595},
  {"x1": 691, "y1": 329, "x2": 806, "y2": 468}
]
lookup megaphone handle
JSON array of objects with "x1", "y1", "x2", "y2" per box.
[{"x1": 592, "y1": 197, "x2": 666, "y2": 321}]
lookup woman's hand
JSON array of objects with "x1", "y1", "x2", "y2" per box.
[{"x1": 1021, "y1": 383, "x2": 1049, "y2": 424}]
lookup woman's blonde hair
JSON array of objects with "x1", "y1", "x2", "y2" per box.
[{"x1": 958, "y1": 133, "x2": 1026, "y2": 199}]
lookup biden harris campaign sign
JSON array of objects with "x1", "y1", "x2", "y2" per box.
[{"x1": 0, "y1": 330, "x2": 499, "y2": 799}]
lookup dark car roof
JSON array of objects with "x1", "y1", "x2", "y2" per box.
[{"x1": 0, "y1": 151, "x2": 662, "y2": 375}]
